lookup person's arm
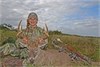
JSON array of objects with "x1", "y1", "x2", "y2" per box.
[
  {"x1": 37, "y1": 29, "x2": 49, "y2": 49},
  {"x1": 15, "y1": 30, "x2": 29, "y2": 48}
]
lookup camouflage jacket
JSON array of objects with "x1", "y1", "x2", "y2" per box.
[
  {"x1": 16, "y1": 25, "x2": 48, "y2": 48},
  {"x1": 0, "y1": 25, "x2": 48, "y2": 59}
]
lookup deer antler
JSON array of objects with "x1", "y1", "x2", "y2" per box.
[
  {"x1": 43, "y1": 23, "x2": 49, "y2": 37},
  {"x1": 16, "y1": 20, "x2": 22, "y2": 37}
]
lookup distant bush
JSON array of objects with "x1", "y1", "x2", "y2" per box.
[
  {"x1": 0, "y1": 23, "x2": 14, "y2": 30},
  {"x1": 49, "y1": 30, "x2": 62, "y2": 35}
]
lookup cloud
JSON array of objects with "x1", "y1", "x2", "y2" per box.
[
  {"x1": 0, "y1": 0, "x2": 99, "y2": 36},
  {"x1": 74, "y1": 17, "x2": 98, "y2": 28},
  {"x1": 54, "y1": 17, "x2": 99, "y2": 36}
]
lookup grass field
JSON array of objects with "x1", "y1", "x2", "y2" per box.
[
  {"x1": 48, "y1": 34, "x2": 100, "y2": 62},
  {"x1": 0, "y1": 29, "x2": 100, "y2": 62}
]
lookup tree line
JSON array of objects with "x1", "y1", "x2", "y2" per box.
[{"x1": 0, "y1": 23, "x2": 63, "y2": 35}]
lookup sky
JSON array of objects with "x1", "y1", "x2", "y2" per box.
[{"x1": 0, "y1": 0, "x2": 99, "y2": 37}]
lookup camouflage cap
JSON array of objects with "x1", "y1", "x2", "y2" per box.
[{"x1": 28, "y1": 12, "x2": 38, "y2": 20}]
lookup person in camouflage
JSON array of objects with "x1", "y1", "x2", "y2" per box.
[{"x1": 0, "y1": 12, "x2": 48, "y2": 66}]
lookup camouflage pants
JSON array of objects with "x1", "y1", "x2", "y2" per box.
[
  {"x1": 0, "y1": 43, "x2": 41, "y2": 67},
  {"x1": 0, "y1": 43, "x2": 28, "y2": 59}
]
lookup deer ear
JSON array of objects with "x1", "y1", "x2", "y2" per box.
[{"x1": 17, "y1": 20, "x2": 22, "y2": 37}]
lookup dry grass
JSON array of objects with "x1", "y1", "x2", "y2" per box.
[
  {"x1": 0, "y1": 29, "x2": 100, "y2": 62},
  {"x1": 48, "y1": 34, "x2": 100, "y2": 62}
]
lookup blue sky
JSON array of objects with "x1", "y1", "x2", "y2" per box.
[
  {"x1": 0, "y1": 0, "x2": 99, "y2": 37},
  {"x1": 68, "y1": 4, "x2": 99, "y2": 20}
]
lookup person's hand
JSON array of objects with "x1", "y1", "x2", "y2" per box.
[
  {"x1": 38, "y1": 37, "x2": 45, "y2": 44},
  {"x1": 22, "y1": 36, "x2": 28, "y2": 44}
]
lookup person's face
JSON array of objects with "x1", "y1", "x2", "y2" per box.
[{"x1": 28, "y1": 17, "x2": 37, "y2": 27}]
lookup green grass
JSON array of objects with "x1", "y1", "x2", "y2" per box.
[
  {"x1": 0, "y1": 29, "x2": 17, "y2": 46},
  {"x1": 0, "y1": 29, "x2": 100, "y2": 62},
  {"x1": 48, "y1": 34, "x2": 100, "y2": 62}
]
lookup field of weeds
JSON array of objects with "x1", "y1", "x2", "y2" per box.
[{"x1": 0, "y1": 29, "x2": 100, "y2": 63}]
